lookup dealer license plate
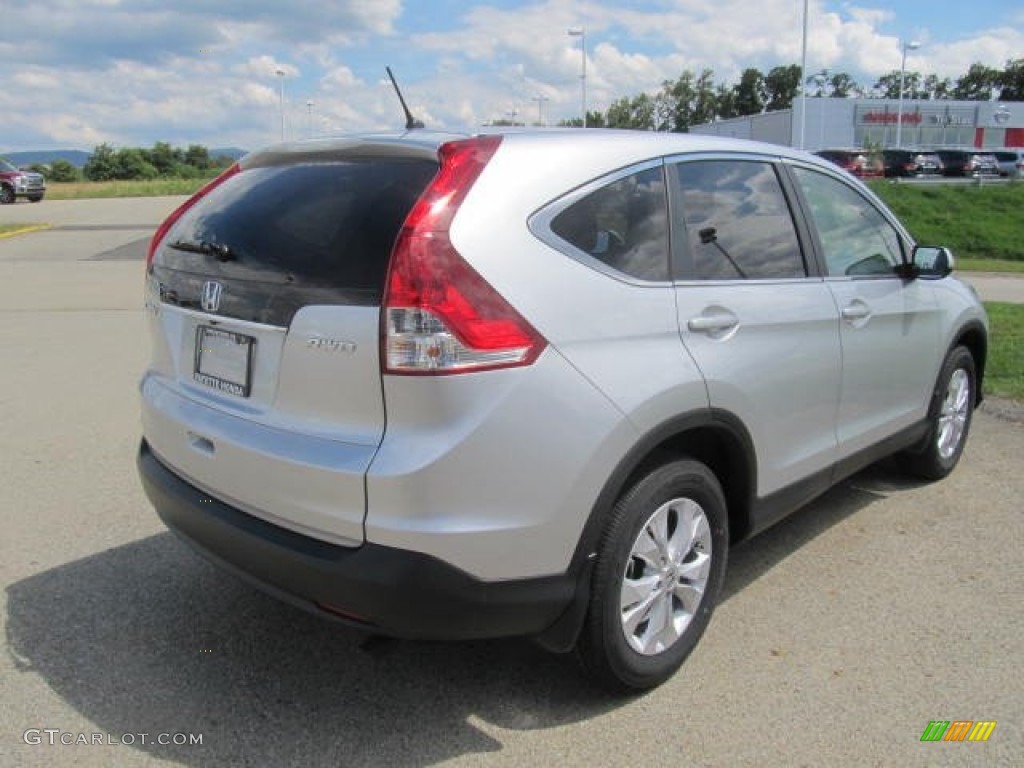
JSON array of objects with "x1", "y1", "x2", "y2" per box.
[{"x1": 194, "y1": 326, "x2": 254, "y2": 397}]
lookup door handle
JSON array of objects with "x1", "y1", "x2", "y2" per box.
[
  {"x1": 841, "y1": 300, "x2": 871, "y2": 324},
  {"x1": 687, "y1": 308, "x2": 739, "y2": 335}
]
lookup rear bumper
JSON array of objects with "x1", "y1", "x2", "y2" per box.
[{"x1": 137, "y1": 439, "x2": 575, "y2": 640}]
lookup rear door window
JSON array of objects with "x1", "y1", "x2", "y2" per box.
[{"x1": 670, "y1": 159, "x2": 807, "y2": 280}]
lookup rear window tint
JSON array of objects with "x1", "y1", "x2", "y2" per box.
[
  {"x1": 165, "y1": 159, "x2": 437, "y2": 298},
  {"x1": 549, "y1": 166, "x2": 670, "y2": 281}
]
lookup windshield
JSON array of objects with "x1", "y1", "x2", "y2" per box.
[{"x1": 0, "y1": 158, "x2": 19, "y2": 172}]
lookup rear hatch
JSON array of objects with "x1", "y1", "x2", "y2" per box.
[{"x1": 142, "y1": 139, "x2": 439, "y2": 545}]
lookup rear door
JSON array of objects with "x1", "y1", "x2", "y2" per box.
[
  {"x1": 669, "y1": 156, "x2": 842, "y2": 498},
  {"x1": 143, "y1": 149, "x2": 437, "y2": 544}
]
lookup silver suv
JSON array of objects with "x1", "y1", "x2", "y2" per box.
[{"x1": 138, "y1": 130, "x2": 987, "y2": 691}]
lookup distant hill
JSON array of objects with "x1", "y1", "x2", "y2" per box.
[
  {"x1": 2, "y1": 146, "x2": 248, "y2": 169},
  {"x1": 3, "y1": 149, "x2": 91, "y2": 168}
]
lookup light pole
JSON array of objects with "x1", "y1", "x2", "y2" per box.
[
  {"x1": 306, "y1": 100, "x2": 315, "y2": 138},
  {"x1": 567, "y1": 27, "x2": 586, "y2": 127},
  {"x1": 798, "y1": 0, "x2": 809, "y2": 149},
  {"x1": 896, "y1": 40, "x2": 921, "y2": 148},
  {"x1": 532, "y1": 94, "x2": 550, "y2": 126},
  {"x1": 275, "y1": 68, "x2": 286, "y2": 141}
]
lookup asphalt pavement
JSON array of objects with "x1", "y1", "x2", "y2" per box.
[{"x1": 0, "y1": 198, "x2": 1022, "y2": 767}]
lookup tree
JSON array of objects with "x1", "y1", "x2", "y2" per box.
[
  {"x1": 656, "y1": 68, "x2": 719, "y2": 132},
  {"x1": 146, "y1": 141, "x2": 182, "y2": 176},
  {"x1": 558, "y1": 110, "x2": 605, "y2": 128},
  {"x1": 764, "y1": 65, "x2": 801, "y2": 111},
  {"x1": 605, "y1": 93, "x2": 656, "y2": 130},
  {"x1": 872, "y1": 71, "x2": 899, "y2": 99},
  {"x1": 657, "y1": 71, "x2": 695, "y2": 132},
  {"x1": 732, "y1": 68, "x2": 765, "y2": 116},
  {"x1": 113, "y1": 148, "x2": 158, "y2": 180},
  {"x1": 998, "y1": 58, "x2": 1024, "y2": 101},
  {"x1": 715, "y1": 83, "x2": 737, "y2": 120},
  {"x1": 184, "y1": 144, "x2": 212, "y2": 170},
  {"x1": 952, "y1": 62, "x2": 999, "y2": 100},
  {"x1": 692, "y1": 69, "x2": 718, "y2": 127},
  {"x1": 48, "y1": 159, "x2": 80, "y2": 182},
  {"x1": 83, "y1": 143, "x2": 118, "y2": 181},
  {"x1": 873, "y1": 70, "x2": 923, "y2": 99},
  {"x1": 923, "y1": 74, "x2": 952, "y2": 100},
  {"x1": 828, "y1": 72, "x2": 858, "y2": 98}
]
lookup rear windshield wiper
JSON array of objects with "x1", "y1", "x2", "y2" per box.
[{"x1": 167, "y1": 239, "x2": 241, "y2": 262}]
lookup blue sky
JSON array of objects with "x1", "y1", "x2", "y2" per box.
[{"x1": 1, "y1": 0, "x2": 1021, "y2": 153}]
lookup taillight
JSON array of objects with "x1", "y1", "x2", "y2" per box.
[
  {"x1": 382, "y1": 136, "x2": 547, "y2": 375},
  {"x1": 146, "y1": 163, "x2": 240, "y2": 270}
]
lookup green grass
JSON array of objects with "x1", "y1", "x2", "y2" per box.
[
  {"x1": 984, "y1": 302, "x2": 1024, "y2": 401},
  {"x1": 868, "y1": 181, "x2": 1024, "y2": 263},
  {"x1": 956, "y1": 257, "x2": 1024, "y2": 274},
  {"x1": 45, "y1": 177, "x2": 212, "y2": 200}
]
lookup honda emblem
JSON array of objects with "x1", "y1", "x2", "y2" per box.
[{"x1": 200, "y1": 281, "x2": 223, "y2": 313}]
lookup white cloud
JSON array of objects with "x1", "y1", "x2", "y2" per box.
[
  {"x1": 239, "y1": 56, "x2": 300, "y2": 79},
  {"x1": 1, "y1": 0, "x2": 1020, "y2": 152}
]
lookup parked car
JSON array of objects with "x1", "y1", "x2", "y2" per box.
[
  {"x1": 814, "y1": 148, "x2": 884, "y2": 178},
  {"x1": 138, "y1": 130, "x2": 987, "y2": 692},
  {"x1": 933, "y1": 148, "x2": 1000, "y2": 177},
  {"x1": 0, "y1": 157, "x2": 46, "y2": 204},
  {"x1": 881, "y1": 148, "x2": 944, "y2": 178},
  {"x1": 992, "y1": 149, "x2": 1024, "y2": 179}
]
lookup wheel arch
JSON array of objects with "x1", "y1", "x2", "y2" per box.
[
  {"x1": 535, "y1": 408, "x2": 756, "y2": 652},
  {"x1": 954, "y1": 320, "x2": 987, "y2": 404}
]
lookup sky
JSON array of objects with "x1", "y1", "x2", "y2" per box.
[{"x1": 1, "y1": 0, "x2": 1022, "y2": 153}]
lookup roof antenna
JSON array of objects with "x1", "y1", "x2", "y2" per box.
[{"x1": 386, "y1": 66, "x2": 424, "y2": 130}]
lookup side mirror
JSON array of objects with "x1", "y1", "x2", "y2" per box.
[{"x1": 911, "y1": 245, "x2": 954, "y2": 279}]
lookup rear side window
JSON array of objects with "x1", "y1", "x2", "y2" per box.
[
  {"x1": 672, "y1": 160, "x2": 806, "y2": 280},
  {"x1": 165, "y1": 159, "x2": 437, "y2": 298},
  {"x1": 550, "y1": 166, "x2": 670, "y2": 281}
]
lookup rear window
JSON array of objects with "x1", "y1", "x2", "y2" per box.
[{"x1": 164, "y1": 159, "x2": 437, "y2": 298}]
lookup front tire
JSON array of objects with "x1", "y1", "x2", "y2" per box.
[
  {"x1": 901, "y1": 345, "x2": 976, "y2": 480},
  {"x1": 576, "y1": 459, "x2": 728, "y2": 692},
  {"x1": 27, "y1": 194, "x2": 43, "y2": 203},
  {"x1": 0, "y1": 185, "x2": 14, "y2": 205}
]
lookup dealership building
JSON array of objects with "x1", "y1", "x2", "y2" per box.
[{"x1": 690, "y1": 98, "x2": 1024, "y2": 151}]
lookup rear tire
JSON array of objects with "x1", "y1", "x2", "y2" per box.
[
  {"x1": 576, "y1": 459, "x2": 728, "y2": 692},
  {"x1": 901, "y1": 346, "x2": 976, "y2": 480}
]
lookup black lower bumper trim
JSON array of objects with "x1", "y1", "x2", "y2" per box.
[{"x1": 137, "y1": 440, "x2": 575, "y2": 640}]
